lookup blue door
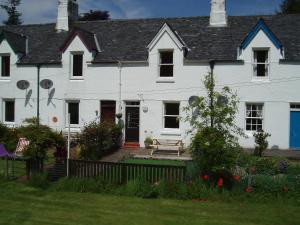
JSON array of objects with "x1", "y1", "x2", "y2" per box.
[{"x1": 290, "y1": 111, "x2": 300, "y2": 149}]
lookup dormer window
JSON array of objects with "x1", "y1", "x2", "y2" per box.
[
  {"x1": 1, "y1": 55, "x2": 10, "y2": 77},
  {"x1": 159, "y1": 50, "x2": 173, "y2": 77},
  {"x1": 253, "y1": 49, "x2": 269, "y2": 77},
  {"x1": 72, "y1": 52, "x2": 83, "y2": 77}
]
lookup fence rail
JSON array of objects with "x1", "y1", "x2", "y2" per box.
[{"x1": 69, "y1": 159, "x2": 186, "y2": 184}]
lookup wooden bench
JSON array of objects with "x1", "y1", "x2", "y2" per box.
[{"x1": 150, "y1": 139, "x2": 184, "y2": 156}]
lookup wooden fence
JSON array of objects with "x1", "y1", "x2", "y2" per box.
[{"x1": 69, "y1": 159, "x2": 186, "y2": 184}]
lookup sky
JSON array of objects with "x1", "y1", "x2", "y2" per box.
[{"x1": 0, "y1": 0, "x2": 283, "y2": 25}]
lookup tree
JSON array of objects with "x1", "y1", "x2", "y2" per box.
[
  {"x1": 79, "y1": 10, "x2": 110, "y2": 21},
  {"x1": 184, "y1": 71, "x2": 244, "y2": 185},
  {"x1": 279, "y1": 0, "x2": 300, "y2": 14},
  {"x1": 0, "y1": 0, "x2": 22, "y2": 25}
]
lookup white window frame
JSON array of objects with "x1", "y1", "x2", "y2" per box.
[
  {"x1": 70, "y1": 52, "x2": 84, "y2": 80},
  {"x1": 245, "y1": 103, "x2": 264, "y2": 132},
  {"x1": 252, "y1": 48, "x2": 270, "y2": 80},
  {"x1": 158, "y1": 50, "x2": 174, "y2": 82},
  {"x1": 163, "y1": 102, "x2": 180, "y2": 131},
  {"x1": 0, "y1": 54, "x2": 11, "y2": 79},
  {"x1": 66, "y1": 100, "x2": 80, "y2": 127},
  {"x1": 3, "y1": 99, "x2": 15, "y2": 124}
]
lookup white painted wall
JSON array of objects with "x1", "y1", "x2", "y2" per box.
[{"x1": 0, "y1": 29, "x2": 299, "y2": 149}]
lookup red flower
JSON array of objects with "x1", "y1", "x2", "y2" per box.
[
  {"x1": 201, "y1": 175, "x2": 209, "y2": 181},
  {"x1": 245, "y1": 187, "x2": 253, "y2": 193},
  {"x1": 233, "y1": 175, "x2": 241, "y2": 182},
  {"x1": 217, "y1": 178, "x2": 224, "y2": 187}
]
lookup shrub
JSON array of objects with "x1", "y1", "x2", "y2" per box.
[
  {"x1": 17, "y1": 118, "x2": 66, "y2": 159},
  {"x1": 28, "y1": 173, "x2": 49, "y2": 189},
  {"x1": 253, "y1": 129, "x2": 271, "y2": 157},
  {"x1": 52, "y1": 177, "x2": 117, "y2": 193},
  {"x1": 191, "y1": 127, "x2": 241, "y2": 187},
  {"x1": 120, "y1": 178, "x2": 158, "y2": 198},
  {"x1": 0, "y1": 122, "x2": 19, "y2": 152},
  {"x1": 79, "y1": 121, "x2": 122, "y2": 160}
]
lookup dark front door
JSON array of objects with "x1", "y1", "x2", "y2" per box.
[{"x1": 125, "y1": 106, "x2": 140, "y2": 142}]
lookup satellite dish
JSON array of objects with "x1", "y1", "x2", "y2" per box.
[
  {"x1": 40, "y1": 79, "x2": 53, "y2": 89},
  {"x1": 217, "y1": 96, "x2": 228, "y2": 105},
  {"x1": 16, "y1": 80, "x2": 30, "y2": 90},
  {"x1": 188, "y1": 96, "x2": 199, "y2": 106}
]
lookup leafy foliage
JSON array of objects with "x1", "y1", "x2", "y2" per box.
[
  {"x1": 279, "y1": 0, "x2": 300, "y2": 14},
  {"x1": 79, "y1": 121, "x2": 122, "y2": 160},
  {"x1": 253, "y1": 129, "x2": 271, "y2": 157},
  {"x1": 185, "y1": 72, "x2": 244, "y2": 182},
  {"x1": 0, "y1": 122, "x2": 18, "y2": 152},
  {"x1": 79, "y1": 10, "x2": 110, "y2": 21},
  {"x1": 0, "y1": 0, "x2": 22, "y2": 25},
  {"x1": 17, "y1": 118, "x2": 65, "y2": 159}
]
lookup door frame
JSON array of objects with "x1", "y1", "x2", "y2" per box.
[{"x1": 124, "y1": 101, "x2": 140, "y2": 143}]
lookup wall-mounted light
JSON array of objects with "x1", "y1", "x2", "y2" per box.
[{"x1": 142, "y1": 106, "x2": 148, "y2": 113}]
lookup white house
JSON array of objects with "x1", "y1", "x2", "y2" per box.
[{"x1": 0, "y1": 0, "x2": 300, "y2": 150}]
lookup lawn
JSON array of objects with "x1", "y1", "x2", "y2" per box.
[
  {"x1": 123, "y1": 158, "x2": 186, "y2": 166},
  {"x1": 0, "y1": 181, "x2": 299, "y2": 225}
]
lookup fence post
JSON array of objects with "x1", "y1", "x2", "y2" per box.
[
  {"x1": 5, "y1": 157, "x2": 9, "y2": 179},
  {"x1": 26, "y1": 159, "x2": 31, "y2": 179},
  {"x1": 121, "y1": 163, "x2": 127, "y2": 184}
]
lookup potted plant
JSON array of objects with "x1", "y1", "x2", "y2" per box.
[{"x1": 144, "y1": 137, "x2": 153, "y2": 149}]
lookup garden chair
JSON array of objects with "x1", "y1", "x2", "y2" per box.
[{"x1": 15, "y1": 138, "x2": 30, "y2": 157}]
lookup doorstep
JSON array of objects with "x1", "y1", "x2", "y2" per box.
[{"x1": 122, "y1": 142, "x2": 140, "y2": 150}]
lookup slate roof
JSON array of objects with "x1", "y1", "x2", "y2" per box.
[
  {"x1": 0, "y1": 14, "x2": 300, "y2": 64},
  {"x1": 0, "y1": 30, "x2": 27, "y2": 54}
]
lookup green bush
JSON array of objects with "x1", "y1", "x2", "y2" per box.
[
  {"x1": 52, "y1": 177, "x2": 118, "y2": 193},
  {"x1": 191, "y1": 127, "x2": 241, "y2": 188},
  {"x1": 18, "y1": 118, "x2": 66, "y2": 159},
  {"x1": 0, "y1": 122, "x2": 19, "y2": 152},
  {"x1": 79, "y1": 121, "x2": 122, "y2": 160},
  {"x1": 28, "y1": 173, "x2": 49, "y2": 189},
  {"x1": 120, "y1": 178, "x2": 158, "y2": 198}
]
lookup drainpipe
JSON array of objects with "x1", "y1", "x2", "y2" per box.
[
  {"x1": 118, "y1": 61, "x2": 122, "y2": 115},
  {"x1": 37, "y1": 64, "x2": 41, "y2": 126},
  {"x1": 209, "y1": 60, "x2": 215, "y2": 128}
]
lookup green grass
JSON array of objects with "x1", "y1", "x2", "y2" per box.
[
  {"x1": 0, "y1": 181, "x2": 299, "y2": 225},
  {"x1": 123, "y1": 158, "x2": 186, "y2": 166}
]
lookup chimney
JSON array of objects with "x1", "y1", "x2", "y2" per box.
[
  {"x1": 209, "y1": 0, "x2": 227, "y2": 27},
  {"x1": 56, "y1": 0, "x2": 79, "y2": 32}
]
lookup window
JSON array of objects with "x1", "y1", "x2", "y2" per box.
[
  {"x1": 291, "y1": 104, "x2": 300, "y2": 110},
  {"x1": 159, "y1": 51, "x2": 173, "y2": 77},
  {"x1": 1, "y1": 55, "x2": 10, "y2": 77},
  {"x1": 72, "y1": 53, "x2": 83, "y2": 77},
  {"x1": 4, "y1": 100, "x2": 15, "y2": 122},
  {"x1": 253, "y1": 50, "x2": 269, "y2": 77},
  {"x1": 67, "y1": 102, "x2": 79, "y2": 125},
  {"x1": 246, "y1": 104, "x2": 263, "y2": 131},
  {"x1": 164, "y1": 103, "x2": 180, "y2": 129}
]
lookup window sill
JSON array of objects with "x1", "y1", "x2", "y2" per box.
[
  {"x1": 160, "y1": 129, "x2": 181, "y2": 136},
  {"x1": 3, "y1": 122, "x2": 15, "y2": 127},
  {"x1": 156, "y1": 78, "x2": 175, "y2": 83},
  {"x1": 0, "y1": 77, "x2": 11, "y2": 82},
  {"x1": 70, "y1": 78, "x2": 84, "y2": 81},
  {"x1": 251, "y1": 77, "x2": 270, "y2": 83}
]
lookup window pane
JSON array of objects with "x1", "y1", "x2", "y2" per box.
[
  {"x1": 165, "y1": 117, "x2": 179, "y2": 129},
  {"x1": 257, "y1": 64, "x2": 266, "y2": 77},
  {"x1": 165, "y1": 103, "x2": 180, "y2": 115},
  {"x1": 73, "y1": 54, "x2": 83, "y2": 76},
  {"x1": 160, "y1": 52, "x2": 173, "y2": 64},
  {"x1": 160, "y1": 65, "x2": 173, "y2": 77},
  {"x1": 5, "y1": 101, "x2": 14, "y2": 122},
  {"x1": 256, "y1": 51, "x2": 268, "y2": 63},
  {"x1": 1, "y1": 56, "x2": 10, "y2": 77},
  {"x1": 68, "y1": 102, "x2": 79, "y2": 124}
]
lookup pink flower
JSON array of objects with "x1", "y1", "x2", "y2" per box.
[{"x1": 245, "y1": 187, "x2": 253, "y2": 193}]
